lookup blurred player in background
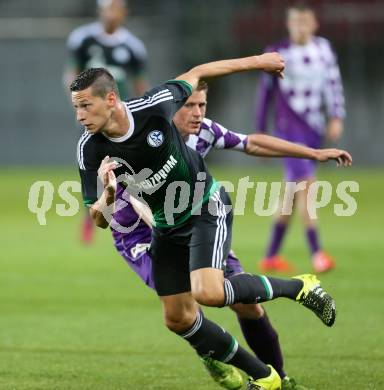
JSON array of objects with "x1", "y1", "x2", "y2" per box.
[
  {"x1": 255, "y1": 2, "x2": 345, "y2": 273},
  {"x1": 64, "y1": 0, "x2": 148, "y2": 98},
  {"x1": 63, "y1": 0, "x2": 149, "y2": 243}
]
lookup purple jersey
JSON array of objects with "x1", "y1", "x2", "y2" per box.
[
  {"x1": 112, "y1": 117, "x2": 247, "y2": 287},
  {"x1": 256, "y1": 37, "x2": 345, "y2": 147},
  {"x1": 185, "y1": 118, "x2": 248, "y2": 157}
]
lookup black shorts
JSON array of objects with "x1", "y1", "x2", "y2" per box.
[{"x1": 150, "y1": 186, "x2": 233, "y2": 296}]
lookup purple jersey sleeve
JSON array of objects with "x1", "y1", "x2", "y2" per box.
[
  {"x1": 203, "y1": 118, "x2": 248, "y2": 151},
  {"x1": 255, "y1": 74, "x2": 275, "y2": 132},
  {"x1": 321, "y1": 40, "x2": 346, "y2": 119},
  {"x1": 254, "y1": 45, "x2": 279, "y2": 132}
]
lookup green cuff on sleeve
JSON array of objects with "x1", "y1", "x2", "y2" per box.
[
  {"x1": 167, "y1": 79, "x2": 193, "y2": 95},
  {"x1": 83, "y1": 198, "x2": 95, "y2": 207}
]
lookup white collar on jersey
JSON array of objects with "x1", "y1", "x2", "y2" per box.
[{"x1": 102, "y1": 103, "x2": 135, "y2": 143}]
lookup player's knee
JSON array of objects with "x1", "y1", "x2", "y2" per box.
[
  {"x1": 190, "y1": 269, "x2": 225, "y2": 307},
  {"x1": 277, "y1": 213, "x2": 291, "y2": 224},
  {"x1": 192, "y1": 285, "x2": 224, "y2": 307},
  {"x1": 163, "y1": 309, "x2": 196, "y2": 333},
  {"x1": 230, "y1": 302, "x2": 264, "y2": 319}
]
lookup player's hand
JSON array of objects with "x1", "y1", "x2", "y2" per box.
[
  {"x1": 256, "y1": 52, "x2": 285, "y2": 78},
  {"x1": 98, "y1": 156, "x2": 118, "y2": 194},
  {"x1": 315, "y1": 148, "x2": 352, "y2": 167},
  {"x1": 326, "y1": 118, "x2": 343, "y2": 142}
]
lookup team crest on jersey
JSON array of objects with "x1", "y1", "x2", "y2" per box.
[{"x1": 147, "y1": 130, "x2": 164, "y2": 147}]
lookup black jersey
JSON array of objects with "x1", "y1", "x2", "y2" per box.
[
  {"x1": 67, "y1": 22, "x2": 147, "y2": 99},
  {"x1": 77, "y1": 80, "x2": 217, "y2": 228}
]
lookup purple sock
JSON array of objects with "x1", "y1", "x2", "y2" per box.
[
  {"x1": 266, "y1": 222, "x2": 287, "y2": 258},
  {"x1": 238, "y1": 311, "x2": 285, "y2": 379},
  {"x1": 306, "y1": 227, "x2": 320, "y2": 255}
]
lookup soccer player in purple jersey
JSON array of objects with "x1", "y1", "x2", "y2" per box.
[
  {"x1": 109, "y1": 82, "x2": 349, "y2": 389},
  {"x1": 255, "y1": 3, "x2": 346, "y2": 274}
]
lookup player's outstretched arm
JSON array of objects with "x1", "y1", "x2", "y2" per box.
[
  {"x1": 245, "y1": 133, "x2": 318, "y2": 158},
  {"x1": 176, "y1": 52, "x2": 285, "y2": 91},
  {"x1": 130, "y1": 196, "x2": 154, "y2": 228},
  {"x1": 90, "y1": 156, "x2": 118, "y2": 229},
  {"x1": 245, "y1": 133, "x2": 352, "y2": 166}
]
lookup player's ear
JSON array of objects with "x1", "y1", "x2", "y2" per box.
[{"x1": 106, "y1": 91, "x2": 118, "y2": 107}]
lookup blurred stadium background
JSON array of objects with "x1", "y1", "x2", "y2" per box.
[
  {"x1": 1, "y1": 0, "x2": 384, "y2": 165},
  {"x1": 1, "y1": 1, "x2": 383, "y2": 389}
]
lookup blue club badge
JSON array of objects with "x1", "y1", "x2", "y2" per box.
[{"x1": 147, "y1": 130, "x2": 164, "y2": 147}]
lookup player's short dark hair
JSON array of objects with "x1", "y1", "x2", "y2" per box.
[
  {"x1": 287, "y1": 1, "x2": 314, "y2": 13},
  {"x1": 196, "y1": 80, "x2": 208, "y2": 93},
  {"x1": 70, "y1": 68, "x2": 119, "y2": 98}
]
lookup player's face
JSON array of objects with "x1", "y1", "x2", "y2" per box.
[
  {"x1": 99, "y1": 0, "x2": 127, "y2": 33},
  {"x1": 173, "y1": 90, "x2": 207, "y2": 137},
  {"x1": 287, "y1": 9, "x2": 318, "y2": 44},
  {"x1": 71, "y1": 87, "x2": 114, "y2": 134}
]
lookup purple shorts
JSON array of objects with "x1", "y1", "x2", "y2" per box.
[
  {"x1": 116, "y1": 243, "x2": 155, "y2": 289},
  {"x1": 283, "y1": 157, "x2": 317, "y2": 182},
  {"x1": 224, "y1": 250, "x2": 244, "y2": 277},
  {"x1": 118, "y1": 245, "x2": 244, "y2": 290}
]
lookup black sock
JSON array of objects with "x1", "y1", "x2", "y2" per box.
[
  {"x1": 238, "y1": 310, "x2": 285, "y2": 379},
  {"x1": 179, "y1": 311, "x2": 270, "y2": 379},
  {"x1": 224, "y1": 273, "x2": 303, "y2": 305}
]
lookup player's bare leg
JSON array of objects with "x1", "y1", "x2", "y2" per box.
[
  {"x1": 297, "y1": 177, "x2": 335, "y2": 273},
  {"x1": 160, "y1": 282, "x2": 280, "y2": 385},
  {"x1": 160, "y1": 292, "x2": 199, "y2": 333},
  {"x1": 260, "y1": 191, "x2": 295, "y2": 273},
  {"x1": 160, "y1": 292, "x2": 244, "y2": 389},
  {"x1": 80, "y1": 209, "x2": 94, "y2": 244},
  {"x1": 190, "y1": 266, "x2": 336, "y2": 326},
  {"x1": 190, "y1": 268, "x2": 225, "y2": 307},
  {"x1": 187, "y1": 266, "x2": 335, "y2": 387}
]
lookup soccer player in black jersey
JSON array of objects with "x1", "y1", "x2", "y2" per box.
[
  {"x1": 71, "y1": 56, "x2": 351, "y2": 389},
  {"x1": 64, "y1": 0, "x2": 148, "y2": 99},
  {"x1": 64, "y1": 0, "x2": 149, "y2": 244}
]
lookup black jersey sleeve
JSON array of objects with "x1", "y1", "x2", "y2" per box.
[
  {"x1": 126, "y1": 79, "x2": 192, "y2": 123},
  {"x1": 77, "y1": 133, "x2": 100, "y2": 207},
  {"x1": 78, "y1": 168, "x2": 98, "y2": 207}
]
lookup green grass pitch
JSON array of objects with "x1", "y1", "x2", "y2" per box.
[{"x1": 0, "y1": 166, "x2": 383, "y2": 389}]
